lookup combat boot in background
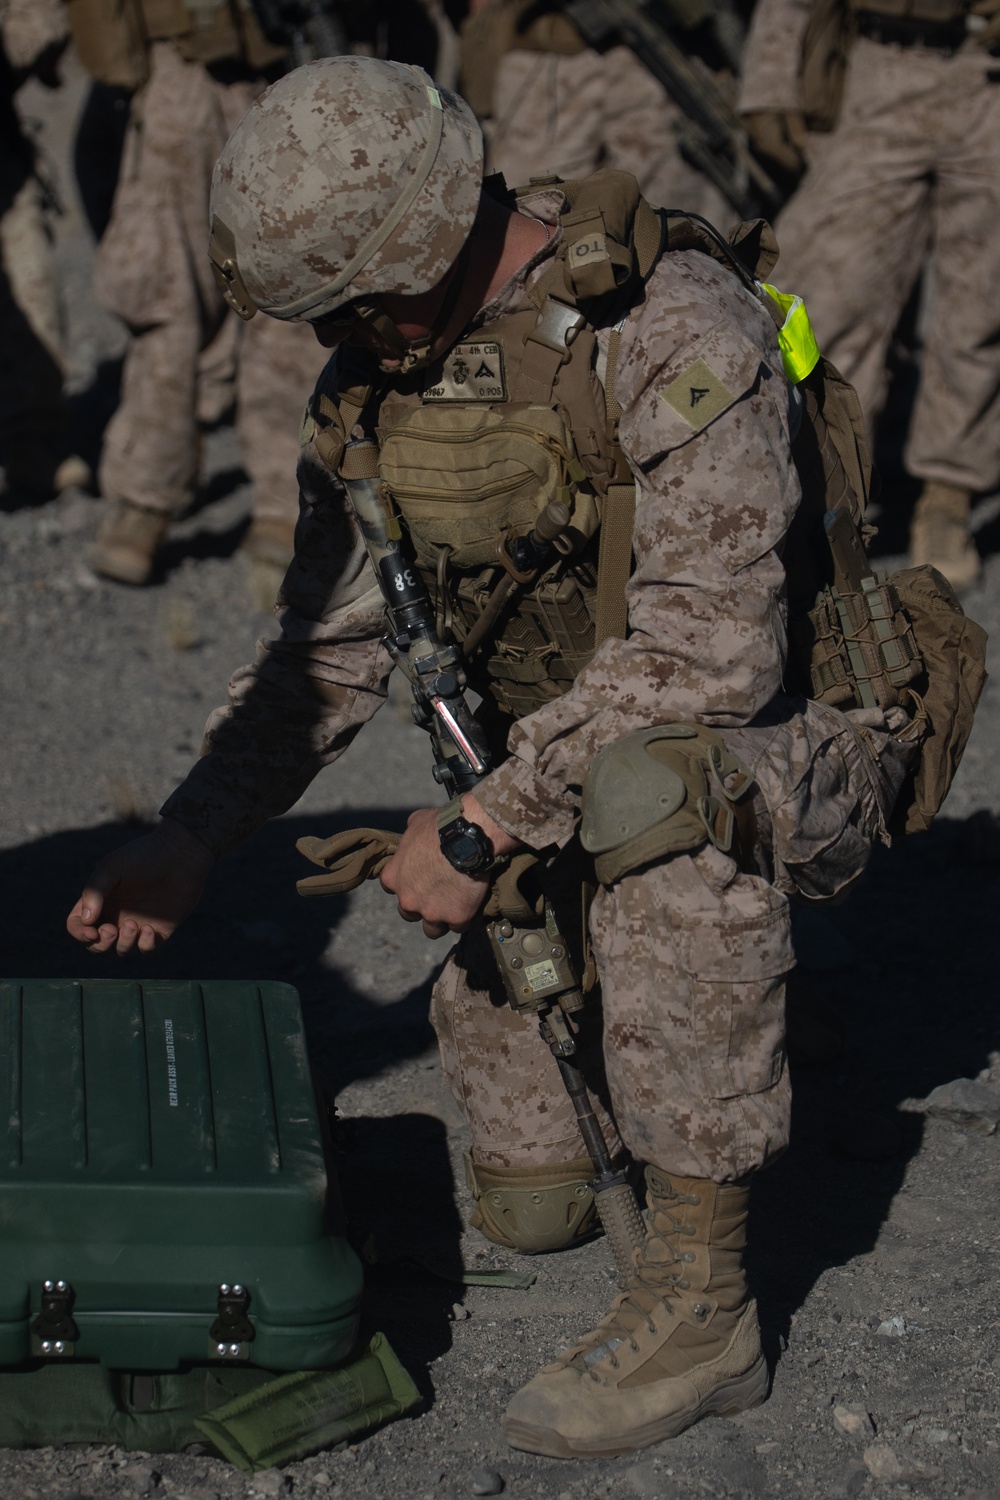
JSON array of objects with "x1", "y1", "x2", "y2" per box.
[
  {"x1": 90, "y1": 500, "x2": 170, "y2": 586},
  {"x1": 241, "y1": 515, "x2": 297, "y2": 611},
  {"x1": 1, "y1": 445, "x2": 92, "y2": 507},
  {"x1": 909, "y1": 481, "x2": 982, "y2": 592},
  {"x1": 502, "y1": 1168, "x2": 767, "y2": 1458}
]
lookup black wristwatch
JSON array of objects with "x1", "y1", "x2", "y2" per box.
[{"x1": 437, "y1": 799, "x2": 508, "y2": 878}]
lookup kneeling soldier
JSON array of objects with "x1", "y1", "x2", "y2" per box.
[{"x1": 68, "y1": 56, "x2": 930, "y2": 1457}]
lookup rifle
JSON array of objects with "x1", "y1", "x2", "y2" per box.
[
  {"x1": 248, "y1": 0, "x2": 347, "y2": 66},
  {"x1": 564, "y1": 0, "x2": 782, "y2": 218},
  {"x1": 339, "y1": 438, "x2": 646, "y2": 1284}
]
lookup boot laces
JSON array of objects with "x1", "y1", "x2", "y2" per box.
[{"x1": 552, "y1": 1203, "x2": 694, "y2": 1379}]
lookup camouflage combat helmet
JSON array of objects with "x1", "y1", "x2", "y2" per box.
[{"x1": 209, "y1": 56, "x2": 484, "y2": 340}]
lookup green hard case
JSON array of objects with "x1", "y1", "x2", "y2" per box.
[{"x1": 0, "y1": 980, "x2": 363, "y2": 1372}]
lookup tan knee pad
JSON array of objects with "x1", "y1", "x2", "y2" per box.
[{"x1": 465, "y1": 1153, "x2": 598, "y2": 1253}]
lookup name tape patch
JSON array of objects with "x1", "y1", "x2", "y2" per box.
[
  {"x1": 424, "y1": 341, "x2": 507, "y2": 403},
  {"x1": 659, "y1": 357, "x2": 735, "y2": 432}
]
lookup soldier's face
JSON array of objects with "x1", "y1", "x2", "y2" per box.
[{"x1": 310, "y1": 302, "x2": 428, "y2": 372}]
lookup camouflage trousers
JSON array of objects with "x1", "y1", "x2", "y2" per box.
[
  {"x1": 774, "y1": 38, "x2": 1000, "y2": 494},
  {"x1": 94, "y1": 42, "x2": 323, "y2": 521},
  {"x1": 488, "y1": 45, "x2": 730, "y2": 227},
  {"x1": 431, "y1": 696, "x2": 916, "y2": 1183}
]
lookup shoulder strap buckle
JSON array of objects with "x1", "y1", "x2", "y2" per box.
[{"x1": 529, "y1": 298, "x2": 586, "y2": 357}]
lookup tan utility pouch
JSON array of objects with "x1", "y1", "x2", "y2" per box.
[
  {"x1": 377, "y1": 404, "x2": 600, "y2": 573},
  {"x1": 792, "y1": 572, "x2": 923, "y2": 712},
  {"x1": 143, "y1": 0, "x2": 283, "y2": 68},
  {"x1": 66, "y1": 0, "x2": 149, "y2": 87},
  {"x1": 888, "y1": 565, "x2": 988, "y2": 834},
  {"x1": 580, "y1": 725, "x2": 756, "y2": 886}
]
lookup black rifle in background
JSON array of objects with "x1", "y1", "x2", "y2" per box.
[
  {"x1": 249, "y1": 0, "x2": 348, "y2": 65},
  {"x1": 565, "y1": 0, "x2": 781, "y2": 218}
]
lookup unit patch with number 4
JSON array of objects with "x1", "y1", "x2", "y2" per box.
[
  {"x1": 424, "y1": 342, "x2": 507, "y2": 402},
  {"x1": 659, "y1": 357, "x2": 735, "y2": 432}
]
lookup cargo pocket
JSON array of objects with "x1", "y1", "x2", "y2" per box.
[{"x1": 676, "y1": 892, "x2": 792, "y2": 1101}]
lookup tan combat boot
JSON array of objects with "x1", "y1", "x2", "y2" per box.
[
  {"x1": 241, "y1": 517, "x2": 297, "y2": 611},
  {"x1": 90, "y1": 501, "x2": 170, "y2": 585},
  {"x1": 910, "y1": 481, "x2": 982, "y2": 592},
  {"x1": 502, "y1": 1168, "x2": 767, "y2": 1458}
]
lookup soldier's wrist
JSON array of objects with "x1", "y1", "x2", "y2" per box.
[{"x1": 459, "y1": 794, "x2": 523, "y2": 857}]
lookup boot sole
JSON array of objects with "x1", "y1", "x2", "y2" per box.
[{"x1": 502, "y1": 1354, "x2": 770, "y2": 1459}]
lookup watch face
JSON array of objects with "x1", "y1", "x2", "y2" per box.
[{"x1": 440, "y1": 817, "x2": 492, "y2": 874}]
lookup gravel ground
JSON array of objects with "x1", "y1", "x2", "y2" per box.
[{"x1": 2, "y1": 53, "x2": 1000, "y2": 1500}]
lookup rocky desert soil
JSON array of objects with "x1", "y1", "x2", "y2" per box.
[{"x1": 1, "y1": 51, "x2": 1000, "y2": 1500}]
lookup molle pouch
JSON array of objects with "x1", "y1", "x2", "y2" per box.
[
  {"x1": 0, "y1": 980, "x2": 362, "y2": 1375},
  {"x1": 66, "y1": 0, "x2": 149, "y2": 88},
  {"x1": 792, "y1": 574, "x2": 923, "y2": 712},
  {"x1": 376, "y1": 404, "x2": 600, "y2": 573}
]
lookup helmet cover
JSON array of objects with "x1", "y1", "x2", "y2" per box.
[{"x1": 210, "y1": 56, "x2": 484, "y2": 322}]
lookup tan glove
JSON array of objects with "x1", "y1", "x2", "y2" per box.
[
  {"x1": 742, "y1": 110, "x2": 809, "y2": 193},
  {"x1": 297, "y1": 827, "x2": 543, "y2": 923},
  {"x1": 296, "y1": 828, "x2": 402, "y2": 897}
]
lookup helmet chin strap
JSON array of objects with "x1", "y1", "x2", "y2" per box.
[{"x1": 356, "y1": 235, "x2": 475, "y2": 374}]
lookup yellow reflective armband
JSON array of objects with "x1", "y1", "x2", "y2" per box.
[{"x1": 759, "y1": 281, "x2": 821, "y2": 384}]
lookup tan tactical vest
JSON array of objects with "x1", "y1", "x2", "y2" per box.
[
  {"x1": 66, "y1": 0, "x2": 284, "y2": 89},
  {"x1": 309, "y1": 172, "x2": 668, "y2": 734},
  {"x1": 308, "y1": 171, "x2": 985, "y2": 831}
]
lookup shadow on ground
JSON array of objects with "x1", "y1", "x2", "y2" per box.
[
  {"x1": 751, "y1": 814, "x2": 1000, "y2": 1357},
  {"x1": 2, "y1": 811, "x2": 997, "y2": 1389}
]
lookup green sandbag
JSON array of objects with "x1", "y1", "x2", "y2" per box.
[
  {"x1": 0, "y1": 1362, "x2": 273, "y2": 1450},
  {"x1": 194, "y1": 1333, "x2": 421, "y2": 1472}
]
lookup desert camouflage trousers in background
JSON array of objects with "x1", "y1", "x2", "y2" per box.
[
  {"x1": 773, "y1": 38, "x2": 1000, "y2": 495},
  {"x1": 487, "y1": 45, "x2": 730, "y2": 227},
  {"x1": 432, "y1": 697, "x2": 916, "y2": 1183},
  {"x1": 94, "y1": 41, "x2": 323, "y2": 524}
]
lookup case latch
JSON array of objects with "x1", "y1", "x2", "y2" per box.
[
  {"x1": 208, "y1": 1282, "x2": 255, "y2": 1360},
  {"x1": 31, "y1": 1279, "x2": 78, "y2": 1356}
]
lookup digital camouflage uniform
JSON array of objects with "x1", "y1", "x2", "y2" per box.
[
  {"x1": 0, "y1": 0, "x2": 76, "y2": 500},
  {"x1": 740, "y1": 0, "x2": 1000, "y2": 583},
  {"x1": 91, "y1": 37, "x2": 324, "y2": 568},
  {"x1": 156, "y1": 57, "x2": 922, "y2": 1455},
  {"x1": 164, "y1": 188, "x2": 913, "y2": 1183},
  {"x1": 487, "y1": 44, "x2": 730, "y2": 225}
]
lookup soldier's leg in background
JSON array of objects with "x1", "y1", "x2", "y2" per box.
[
  {"x1": 90, "y1": 43, "x2": 233, "y2": 583},
  {"x1": 430, "y1": 922, "x2": 623, "y2": 1254},
  {"x1": 196, "y1": 312, "x2": 239, "y2": 430},
  {"x1": 773, "y1": 38, "x2": 933, "y2": 430},
  {"x1": 488, "y1": 48, "x2": 607, "y2": 184},
  {"x1": 97, "y1": 315, "x2": 203, "y2": 516},
  {"x1": 236, "y1": 310, "x2": 327, "y2": 604},
  {"x1": 905, "y1": 53, "x2": 1000, "y2": 588},
  {"x1": 599, "y1": 45, "x2": 730, "y2": 226}
]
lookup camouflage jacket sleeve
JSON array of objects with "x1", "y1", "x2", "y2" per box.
[
  {"x1": 738, "y1": 0, "x2": 813, "y2": 113},
  {"x1": 0, "y1": 0, "x2": 66, "y2": 74},
  {"x1": 161, "y1": 361, "x2": 392, "y2": 856},
  {"x1": 473, "y1": 251, "x2": 801, "y2": 850}
]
